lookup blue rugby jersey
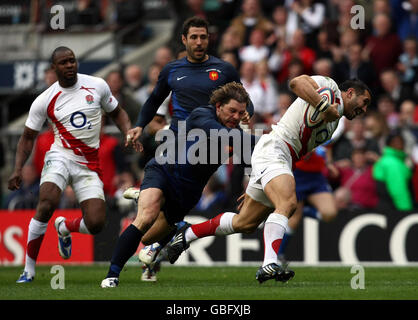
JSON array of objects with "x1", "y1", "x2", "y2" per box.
[
  {"x1": 155, "y1": 105, "x2": 258, "y2": 199},
  {"x1": 135, "y1": 56, "x2": 254, "y2": 131}
]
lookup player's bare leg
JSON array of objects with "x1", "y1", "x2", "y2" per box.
[
  {"x1": 17, "y1": 182, "x2": 61, "y2": 283},
  {"x1": 256, "y1": 174, "x2": 296, "y2": 283},
  {"x1": 101, "y1": 188, "x2": 164, "y2": 287},
  {"x1": 306, "y1": 192, "x2": 337, "y2": 223}
]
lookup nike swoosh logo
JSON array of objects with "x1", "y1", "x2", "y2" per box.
[
  {"x1": 176, "y1": 76, "x2": 187, "y2": 81},
  {"x1": 260, "y1": 168, "x2": 267, "y2": 175}
]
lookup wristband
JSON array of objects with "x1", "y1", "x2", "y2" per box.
[{"x1": 316, "y1": 96, "x2": 330, "y2": 113}]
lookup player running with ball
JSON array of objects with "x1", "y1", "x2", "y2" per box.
[{"x1": 165, "y1": 75, "x2": 371, "y2": 283}]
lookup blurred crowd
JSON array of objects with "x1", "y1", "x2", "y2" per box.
[{"x1": 2, "y1": 0, "x2": 418, "y2": 217}]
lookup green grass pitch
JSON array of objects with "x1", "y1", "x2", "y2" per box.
[{"x1": 1, "y1": 264, "x2": 418, "y2": 300}]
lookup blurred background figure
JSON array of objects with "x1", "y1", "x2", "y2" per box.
[
  {"x1": 4, "y1": 164, "x2": 39, "y2": 210},
  {"x1": 373, "y1": 130, "x2": 414, "y2": 212}
]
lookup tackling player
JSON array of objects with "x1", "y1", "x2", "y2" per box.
[
  {"x1": 165, "y1": 75, "x2": 372, "y2": 283},
  {"x1": 8, "y1": 47, "x2": 133, "y2": 283},
  {"x1": 101, "y1": 82, "x2": 257, "y2": 288}
]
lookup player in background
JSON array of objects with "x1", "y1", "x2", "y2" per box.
[
  {"x1": 165, "y1": 75, "x2": 371, "y2": 283},
  {"x1": 8, "y1": 47, "x2": 133, "y2": 283},
  {"x1": 127, "y1": 16, "x2": 253, "y2": 150},
  {"x1": 101, "y1": 82, "x2": 258, "y2": 288}
]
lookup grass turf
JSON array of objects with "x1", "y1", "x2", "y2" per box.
[{"x1": 1, "y1": 265, "x2": 417, "y2": 300}]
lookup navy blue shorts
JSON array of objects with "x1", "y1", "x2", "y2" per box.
[
  {"x1": 140, "y1": 159, "x2": 202, "y2": 225},
  {"x1": 294, "y1": 169, "x2": 332, "y2": 202}
]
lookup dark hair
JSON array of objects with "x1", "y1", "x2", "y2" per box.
[
  {"x1": 340, "y1": 78, "x2": 372, "y2": 98},
  {"x1": 50, "y1": 46, "x2": 74, "y2": 63},
  {"x1": 209, "y1": 82, "x2": 250, "y2": 107},
  {"x1": 385, "y1": 129, "x2": 404, "y2": 146},
  {"x1": 182, "y1": 16, "x2": 209, "y2": 37}
]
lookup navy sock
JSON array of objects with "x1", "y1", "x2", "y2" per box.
[
  {"x1": 106, "y1": 224, "x2": 144, "y2": 278},
  {"x1": 278, "y1": 232, "x2": 291, "y2": 256},
  {"x1": 303, "y1": 205, "x2": 320, "y2": 220}
]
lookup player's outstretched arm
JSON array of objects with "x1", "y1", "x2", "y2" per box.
[
  {"x1": 107, "y1": 105, "x2": 141, "y2": 151},
  {"x1": 8, "y1": 126, "x2": 38, "y2": 190}
]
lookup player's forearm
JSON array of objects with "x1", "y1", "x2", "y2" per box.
[
  {"x1": 289, "y1": 75, "x2": 322, "y2": 107},
  {"x1": 13, "y1": 135, "x2": 35, "y2": 172},
  {"x1": 110, "y1": 106, "x2": 131, "y2": 136}
]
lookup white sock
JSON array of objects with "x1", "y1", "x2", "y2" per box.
[
  {"x1": 262, "y1": 213, "x2": 288, "y2": 267},
  {"x1": 184, "y1": 212, "x2": 236, "y2": 243},
  {"x1": 25, "y1": 218, "x2": 48, "y2": 277}
]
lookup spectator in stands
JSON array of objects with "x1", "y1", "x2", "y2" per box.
[
  {"x1": 364, "y1": 111, "x2": 390, "y2": 152},
  {"x1": 286, "y1": 0, "x2": 326, "y2": 50},
  {"x1": 135, "y1": 63, "x2": 162, "y2": 106},
  {"x1": 333, "y1": 43, "x2": 376, "y2": 89},
  {"x1": 220, "y1": 51, "x2": 240, "y2": 70},
  {"x1": 254, "y1": 59, "x2": 278, "y2": 116},
  {"x1": 315, "y1": 29, "x2": 334, "y2": 60},
  {"x1": 265, "y1": 6, "x2": 289, "y2": 46},
  {"x1": 124, "y1": 64, "x2": 143, "y2": 93},
  {"x1": 70, "y1": 0, "x2": 103, "y2": 26},
  {"x1": 313, "y1": 58, "x2": 333, "y2": 77},
  {"x1": 379, "y1": 69, "x2": 415, "y2": 106},
  {"x1": 397, "y1": 36, "x2": 418, "y2": 88},
  {"x1": 268, "y1": 29, "x2": 316, "y2": 84},
  {"x1": 217, "y1": 26, "x2": 242, "y2": 62},
  {"x1": 332, "y1": 117, "x2": 380, "y2": 166},
  {"x1": 5, "y1": 164, "x2": 39, "y2": 210},
  {"x1": 229, "y1": 0, "x2": 273, "y2": 47},
  {"x1": 239, "y1": 28, "x2": 269, "y2": 63},
  {"x1": 105, "y1": 70, "x2": 141, "y2": 125},
  {"x1": 0, "y1": 141, "x2": 4, "y2": 207},
  {"x1": 334, "y1": 147, "x2": 378, "y2": 210},
  {"x1": 364, "y1": 13, "x2": 403, "y2": 77},
  {"x1": 240, "y1": 60, "x2": 270, "y2": 121},
  {"x1": 391, "y1": 0, "x2": 418, "y2": 41},
  {"x1": 265, "y1": 90, "x2": 296, "y2": 131},
  {"x1": 377, "y1": 94, "x2": 400, "y2": 129},
  {"x1": 154, "y1": 46, "x2": 174, "y2": 69},
  {"x1": 398, "y1": 99, "x2": 418, "y2": 157},
  {"x1": 114, "y1": 0, "x2": 146, "y2": 44},
  {"x1": 373, "y1": 130, "x2": 414, "y2": 211},
  {"x1": 36, "y1": 66, "x2": 58, "y2": 91}
]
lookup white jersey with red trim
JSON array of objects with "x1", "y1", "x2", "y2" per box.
[
  {"x1": 25, "y1": 73, "x2": 118, "y2": 174},
  {"x1": 271, "y1": 75, "x2": 344, "y2": 159}
]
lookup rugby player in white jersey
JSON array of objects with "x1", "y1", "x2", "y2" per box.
[
  {"x1": 165, "y1": 75, "x2": 372, "y2": 283},
  {"x1": 8, "y1": 47, "x2": 133, "y2": 283}
]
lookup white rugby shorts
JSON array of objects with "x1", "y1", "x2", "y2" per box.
[
  {"x1": 246, "y1": 133, "x2": 294, "y2": 208},
  {"x1": 40, "y1": 150, "x2": 104, "y2": 202}
]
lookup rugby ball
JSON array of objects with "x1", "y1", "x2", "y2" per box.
[{"x1": 304, "y1": 87, "x2": 335, "y2": 128}]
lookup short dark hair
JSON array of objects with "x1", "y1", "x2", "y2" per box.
[
  {"x1": 340, "y1": 78, "x2": 372, "y2": 98},
  {"x1": 50, "y1": 46, "x2": 74, "y2": 63},
  {"x1": 209, "y1": 82, "x2": 250, "y2": 107},
  {"x1": 182, "y1": 16, "x2": 209, "y2": 37}
]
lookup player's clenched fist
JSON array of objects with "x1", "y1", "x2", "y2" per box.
[
  {"x1": 125, "y1": 127, "x2": 144, "y2": 152},
  {"x1": 8, "y1": 171, "x2": 22, "y2": 191},
  {"x1": 322, "y1": 103, "x2": 340, "y2": 123}
]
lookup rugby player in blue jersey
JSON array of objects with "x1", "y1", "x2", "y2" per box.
[
  {"x1": 127, "y1": 16, "x2": 253, "y2": 148},
  {"x1": 101, "y1": 82, "x2": 257, "y2": 287},
  {"x1": 124, "y1": 16, "x2": 254, "y2": 280}
]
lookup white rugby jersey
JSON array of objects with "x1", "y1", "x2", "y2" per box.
[
  {"x1": 25, "y1": 73, "x2": 118, "y2": 175},
  {"x1": 271, "y1": 75, "x2": 344, "y2": 161}
]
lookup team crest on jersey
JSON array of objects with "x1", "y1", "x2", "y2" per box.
[
  {"x1": 85, "y1": 95, "x2": 94, "y2": 104},
  {"x1": 209, "y1": 71, "x2": 219, "y2": 81}
]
